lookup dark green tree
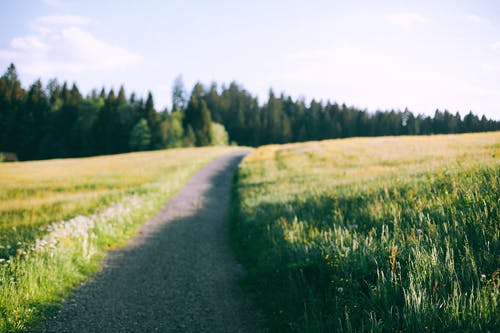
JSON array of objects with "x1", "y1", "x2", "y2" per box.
[
  {"x1": 0, "y1": 64, "x2": 26, "y2": 153},
  {"x1": 21, "y1": 80, "x2": 49, "y2": 159},
  {"x1": 463, "y1": 111, "x2": 480, "y2": 132},
  {"x1": 129, "y1": 118, "x2": 151, "y2": 151},
  {"x1": 117, "y1": 86, "x2": 127, "y2": 105},
  {"x1": 93, "y1": 89, "x2": 118, "y2": 154},
  {"x1": 183, "y1": 85, "x2": 212, "y2": 146},
  {"x1": 144, "y1": 92, "x2": 163, "y2": 149},
  {"x1": 71, "y1": 98, "x2": 101, "y2": 156}
]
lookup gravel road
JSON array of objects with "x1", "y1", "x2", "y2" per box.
[{"x1": 39, "y1": 151, "x2": 265, "y2": 333}]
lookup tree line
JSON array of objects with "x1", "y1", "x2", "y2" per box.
[
  {"x1": 201, "y1": 82, "x2": 499, "y2": 146},
  {"x1": 0, "y1": 63, "x2": 498, "y2": 161},
  {"x1": 0, "y1": 64, "x2": 227, "y2": 160}
]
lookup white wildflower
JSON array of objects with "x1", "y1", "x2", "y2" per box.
[
  {"x1": 5, "y1": 196, "x2": 144, "y2": 268},
  {"x1": 416, "y1": 229, "x2": 423, "y2": 236}
]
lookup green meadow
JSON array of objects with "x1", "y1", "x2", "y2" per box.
[
  {"x1": 230, "y1": 132, "x2": 499, "y2": 332},
  {"x1": 0, "y1": 146, "x2": 239, "y2": 332},
  {"x1": 1, "y1": 132, "x2": 499, "y2": 333}
]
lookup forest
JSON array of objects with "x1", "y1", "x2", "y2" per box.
[{"x1": 0, "y1": 63, "x2": 498, "y2": 161}]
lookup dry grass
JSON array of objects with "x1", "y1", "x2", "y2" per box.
[
  {"x1": 0, "y1": 146, "x2": 241, "y2": 332},
  {"x1": 0, "y1": 147, "x2": 239, "y2": 258}
]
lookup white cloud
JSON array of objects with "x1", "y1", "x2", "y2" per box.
[
  {"x1": 11, "y1": 36, "x2": 48, "y2": 51},
  {"x1": 0, "y1": 50, "x2": 17, "y2": 60},
  {"x1": 481, "y1": 62, "x2": 500, "y2": 72},
  {"x1": 492, "y1": 41, "x2": 500, "y2": 50},
  {"x1": 60, "y1": 27, "x2": 141, "y2": 70},
  {"x1": 287, "y1": 50, "x2": 336, "y2": 61},
  {"x1": 0, "y1": 15, "x2": 141, "y2": 75},
  {"x1": 42, "y1": 0, "x2": 65, "y2": 8},
  {"x1": 465, "y1": 14, "x2": 491, "y2": 26},
  {"x1": 385, "y1": 13, "x2": 427, "y2": 29},
  {"x1": 34, "y1": 15, "x2": 92, "y2": 26}
]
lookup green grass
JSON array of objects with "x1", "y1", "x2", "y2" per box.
[
  {"x1": 0, "y1": 146, "x2": 241, "y2": 333},
  {"x1": 230, "y1": 132, "x2": 499, "y2": 332}
]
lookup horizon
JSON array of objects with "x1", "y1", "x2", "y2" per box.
[{"x1": 1, "y1": 0, "x2": 499, "y2": 119}]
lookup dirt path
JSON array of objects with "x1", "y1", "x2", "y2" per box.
[{"x1": 40, "y1": 151, "x2": 265, "y2": 333}]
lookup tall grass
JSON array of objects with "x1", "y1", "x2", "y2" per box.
[
  {"x1": 230, "y1": 133, "x2": 499, "y2": 332},
  {"x1": 0, "y1": 146, "x2": 240, "y2": 332}
]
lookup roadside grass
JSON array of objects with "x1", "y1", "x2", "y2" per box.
[
  {"x1": 230, "y1": 132, "x2": 499, "y2": 332},
  {"x1": 0, "y1": 146, "x2": 240, "y2": 333}
]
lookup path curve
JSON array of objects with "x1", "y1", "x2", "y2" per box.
[{"x1": 40, "y1": 151, "x2": 265, "y2": 333}]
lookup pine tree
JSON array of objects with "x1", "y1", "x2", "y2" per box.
[
  {"x1": 117, "y1": 86, "x2": 127, "y2": 105},
  {"x1": 129, "y1": 92, "x2": 136, "y2": 104},
  {"x1": 0, "y1": 63, "x2": 26, "y2": 153},
  {"x1": 183, "y1": 89, "x2": 212, "y2": 146},
  {"x1": 129, "y1": 118, "x2": 151, "y2": 151},
  {"x1": 93, "y1": 89, "x2": 118, "y2": 154},
  {"x1": 196, "y1": 100, "x2": 212, "y2": 146},
  {"x1": 99, "y1": 87, "x2": 106, "y2": 100},
  {"x1": 70, "y1": 83, "x2": 82, "y2": 106},
  {"x1": 72, "y1": 98, "x2": 101, "y2": 157},
  {"x1": 172, "y1": 75, "x2": 187, "y2": 112},
  {"x1": 307, "y1": 100, "x2": 322, "y2": 139},
  {"x1": 205, "y1": 83, "x2": 222, "y2": 122},
  {"x1": 144, "y1": 92, "x2": 163, "y2": 149},
  {"x1": 262, "y1": 90, "x2": 285, "y2": 143},
  {"x1": 463, "y1": 111, "x2": 480, "y2": 132},
  {"x1": 52, "y1": 81, "x2": 80, "y2": 156},
  {"x1": 47, "y1": 79, "x2": 61, "y2": 107},
  {"x1": 22, "y1": 80, "x2": 49, "y2": 159}
]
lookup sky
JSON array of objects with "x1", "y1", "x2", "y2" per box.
[{"x1": 0, "y1": 0, "x2": 499, "y2": 119}]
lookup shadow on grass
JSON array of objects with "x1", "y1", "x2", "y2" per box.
[{"x1": 229, "y1": 167, "x2": 499, "y2": 332}]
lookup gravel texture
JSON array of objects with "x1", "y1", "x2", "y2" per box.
[{"x1": 39, "y1": 151, "x2": 265, "y2": 333}]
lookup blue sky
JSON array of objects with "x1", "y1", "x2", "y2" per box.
[{"x1": 0, "y1": 0, "x2": 499, "y2": 119}]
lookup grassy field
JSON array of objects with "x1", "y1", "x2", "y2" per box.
[
  {"x1": 0, "y1": 146, "x2": 240, "y2": 332},
  {"x1": 230, "y1": 132, "x2": 499, "y2": 332}
]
